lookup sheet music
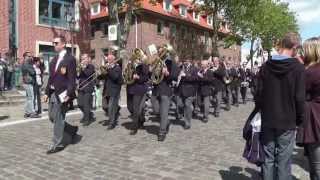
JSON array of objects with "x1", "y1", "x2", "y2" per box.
[{"x1": 58, "y1": 90, "x2": 67, "y2": 103}]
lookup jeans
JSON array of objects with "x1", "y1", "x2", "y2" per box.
[
  {"x1": 261, "y1": 127, "x2": 295, "y2": 180},
  {"x1": 307, "y1": 143, "x2": 320, "y2": 180},
  {"x1": 23, "y1": 84, "x2": 35, "y2": 115}
]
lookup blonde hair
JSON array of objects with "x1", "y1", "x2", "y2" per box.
[{"x1": 303, "y1": 37, "x2": 320, "y2": 67}]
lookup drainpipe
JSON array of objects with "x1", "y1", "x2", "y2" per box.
[{"x1": 133, "y1": 12, "x2": 138, "y2": 48}]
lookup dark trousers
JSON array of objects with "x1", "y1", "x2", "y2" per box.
[
  {"x1": 212, "y1": 89, "x2": 223, "y2": 115},
  {"x1": 307, "y1": 143, "x2": 320, "y2": 180},
  {"x1": 77, "y1": 91, "x2": 93, "y2": 122},
  {"x1": 151, "y1": 95, "x2": 171, "y2": 135},
  {"x1": 49, "y1": 94, "x2": 78, "y2": 148},
  {"x1": 261, "y1": 127, "x2": 295, "y2": 180},
  {"x1": 231, "y1": 85, "x2": 239, "y2": 105},
  {"x1": 127, "y1": 93, "x2": 146, "y2": 130},
  {"x1": 106, "y1": 95, "x2": 120, "y2": 125},
  {"x1": 34, "y1": 84, "x2": 42, "y2": 114},
  {"x1": 199, "y1": 96, "x2": 210, "y2": 119},
  {"x1": 240, "y1": 86, "x2": 247, "y2": 103},
  {"x1": 182, "y1": 96, "x2": 195, "y2": 127}
]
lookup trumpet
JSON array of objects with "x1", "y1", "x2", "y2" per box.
[{"x1": 78, "y1": 60, "x2": 119, "y2": 91}]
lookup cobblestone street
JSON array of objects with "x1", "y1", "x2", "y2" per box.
[{"x1": 0, "y1": 102, "x2": 310, "y2": 180}]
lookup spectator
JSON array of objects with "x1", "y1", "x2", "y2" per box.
[
  {"x1": 21, "y1": 51, "x2": 40, "y2": 118},
  {"x1": 4, "y1": 52, "x2": 13, "y2": 90},
  {"x1": 0, "y1": 53, "x2": 5, "y2": 95},
  {"x1": 14, "y1": 58, "x2": 23, "y2": 89},
  {"x1": 255, "y1": 32, "x2": 305, "y2": 180},
  {"x1": 33, "y1": 57, "x2": 45, "y2": 115},
  {"x1": 296, "y1": 37, "x2": 320, "y2": 180}
]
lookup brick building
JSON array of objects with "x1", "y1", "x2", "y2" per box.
[
  {"x1": 89, "y1": 0, "x2": 241, "y2": 65},
  {"x1": 0, "y1": 0, "x2": 91, "y2": 73}
]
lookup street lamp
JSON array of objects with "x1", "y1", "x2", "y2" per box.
[{"x1": 65, "y1": 6, "x2": 76, "y2": 56}]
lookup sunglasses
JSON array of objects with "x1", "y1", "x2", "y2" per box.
[{"x1": 52, "y1": 42, "x2": 59, "y2": 46}]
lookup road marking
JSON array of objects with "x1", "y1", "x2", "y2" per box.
[{"x1": 0, "y1": 104, "x2": 127, "y2": 128}]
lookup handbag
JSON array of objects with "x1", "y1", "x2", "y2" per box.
[{"x1": 242, "y1": 107, "x2": 265, "y2": 166}]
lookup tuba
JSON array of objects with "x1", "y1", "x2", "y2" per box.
[
  {"x1": 150, "y1": 44, "x2": 175, "y2": 85},
  {"x1": 123, "y1": 48, "x2": 146, "y2": 85}
]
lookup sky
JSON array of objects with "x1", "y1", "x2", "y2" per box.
[{"x1": 241, "y1": 0, "x2": 320, "y2": 61}]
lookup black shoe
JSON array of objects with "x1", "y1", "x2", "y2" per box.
[
  {"x1": 158, "y1": 134, "x2": 166, "y2": 142},
  {"x1": 24, "y1": 114, "x2": 30, "y2": 118},
  {"x1": 202, "y1": 118, "x2": 208, "y2": 123},
  {"x1": 82, "y1": 121, "x2": 90, "y2": 126},
  {"x1": 214, "y1": 113, "x2": 220, "y2": 118},
  {"x1": 29, "y1": 114, "x2": 41, "y2": 118},
  {"x1": 46, "y1": 146, "x2": 65, "y2": 154},
  {"x1": 102, "y1": 120, "x2": 109, "y2": 126},
  {"x1": 130, "y1": 129, "x2": 138, "y2": 135},
  {"x1": 138, "y1": 121, "x2": 145, "y2": 129},
  {"x1": 107, "y1": 124, "x2": 116, "y2": 130},
  {"x1": 183, "y1": 124, "x2": 191, "y2": 130}
]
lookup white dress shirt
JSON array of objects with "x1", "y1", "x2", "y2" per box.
[{"x1": 55, "y1": 49, "x2": 67, "y2": 72}]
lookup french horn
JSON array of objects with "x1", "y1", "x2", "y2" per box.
[
  {"x1": 150, "y1": 44, "x2": 175, "y2": 85},
  {"x1": 123, "y1": 48, "x2": 146, "y2": 85}
]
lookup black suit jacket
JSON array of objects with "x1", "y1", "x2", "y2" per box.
[
  {"x1": 127, "y1": 63, "x2": 149, "y2": 95},
  {"x1": 98, "y1": 64, "x2": 122, "y2": 97},
  {"x1": 178, "y1": 65, "x2": 198, "y2": 97},
  {"x1": 152, "y1": 60, "x2": 179, "y2": 97},
  {"x1": 213, "y1": 66, "x2": 225, "y2": 91},
  {"x1": 199, "y1": 69, "x2": 215, "y2": 96},
  {"x1": 45, "y1": 53, "x2": 77, "y2": 101}
]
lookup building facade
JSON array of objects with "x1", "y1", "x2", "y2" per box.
[
  {"x1": 89, "y1": 0, "x2": 241, "y2": 65},
  {"x1": 0, "y1": 0, "x2": 91, "y2": 73}
]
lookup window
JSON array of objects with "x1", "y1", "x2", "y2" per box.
[
  {"x1": 39, "y1": 44, "x2": 56, "y2": 74},
  {"x1": 193, "y1": 12, "x2": 200, "y2": 22},
  {"x1": 181, "y1": 26, "x2": 187, "y2": 39},
  {"x1": 91, "y1": 2, "x2": 100, "y2": 15},
  {"x1": 179, "y1": 5, "x2": 187, "y2": 17},
  {"x1": 163, "y1": 0, "x2": 172, "y2": 12},
  {"x1": 103, "y1": 24, "x2": 108, "y2": 36},
  {"x1": 157, "y1": 21, "x2": 164, "y2": 35},
  {"x1": 207, "y1": 15, "x2": 213, "y2": 26},
  {"x1": 90, "y1": 24, "x2": 95, "y2": 38},
  {"x1": 169, "y1": 24, "x2": 176, "y2": 37},
  {"x1": 39, "y1": 0, "x2": 74, "y2": 28},
  {"x1": 204, "y1": 32, "x2": 209, "y2": 45}
]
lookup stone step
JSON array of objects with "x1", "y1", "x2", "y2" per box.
[
  {"x1": 0, "y1": 99, "x2": 25, "y2": 107},
  {"x1": 1, "y1": 94, "x2": 25, "y2": 101}
]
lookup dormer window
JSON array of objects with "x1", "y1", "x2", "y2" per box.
[
  {"x1": 193, "y1": 12, "x2": 200, "y2": 22},
  {"x1": 163, "y1": 0, "x2": 172, "y2": 12},
  {"x1": 207, "y1": 15, "x2": 213, "y2": 26},
  {"x1": 91, "y1": 2, "x2": 100, "y2": 15},
  {"x1": 179, "y1": 5, "x2": 187, "y2": 17}
]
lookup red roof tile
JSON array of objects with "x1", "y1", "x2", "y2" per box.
[{"x1": 90, "y1": 0, "x2": 230, "y2": 33}]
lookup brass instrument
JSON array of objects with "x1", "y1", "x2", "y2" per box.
[
  {"x1": 122, "y1": 48, "x2": 146, "y2": 85},
  {"x1": 150, "y1": 44, "x2": 175, "y2": 85},
  {"x1": 78, "y1": 60, "x2": 119, "y2": 91}
]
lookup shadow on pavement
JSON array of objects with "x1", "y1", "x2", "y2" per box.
[
  {"x1": 219, "y1": 166, "x2": 260, "y2": 180},
  {"x1": 0, "y1": 115, "x2": 9, "y2": 121}
]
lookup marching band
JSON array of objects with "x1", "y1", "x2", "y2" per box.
[{"x1": 74, "y1": 44, "x2": 257, "y2": 142}]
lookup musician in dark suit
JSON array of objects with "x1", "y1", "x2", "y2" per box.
[
  {"x1": 239, "y1": 65, "x2": 249, "y2": 104},
  {"x1": 223, "y1": 60, "x2": 236, "y2": 111},
  {"x1": 43, "y1": 36, "x2": 78, "y2": 154},
  {"x1": 98, "y1": 54, "x2": 122, "y2": 130},
  {"x1": 77, "y1": 54, "x2": 95, "y2": 126},
  {"x1": 127, "y1": 61, "x2": 149, "y2": 135},
  {"x1": 211, "y1": 57, "x2": 225, "y2": 117},
  {"x1": 177, "y1": 58, "x2": 198, "y2": 129},
  {"x1": 152, "y1": 56, "x2": 179, "y2": 141},
  {"x1": 230, "y1": 63, "x2": 240, "y2": 107},
  {"x1": 198, "y1": 60, "x2": 215, "y2": 123}
]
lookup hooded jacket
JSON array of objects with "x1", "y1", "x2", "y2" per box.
[{"x1": 255, "y1": 56, "x2": 305, "y2": 130}]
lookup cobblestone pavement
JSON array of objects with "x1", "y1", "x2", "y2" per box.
[{"x1": 0, "y1": 101, "x2": 309, "y2": 180}]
